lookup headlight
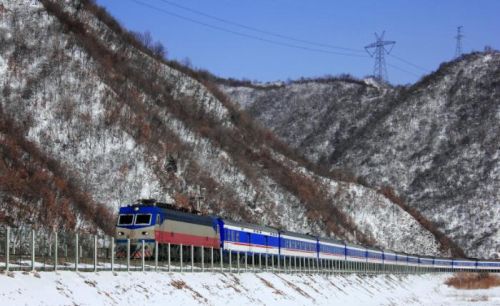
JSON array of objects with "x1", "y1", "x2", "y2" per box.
[
  {"x1": 118, "y1": 232, "x2": 124, "y2": 236},
  {"x1": 142, "y1": 231, "x2": 148, "y2": 236}
]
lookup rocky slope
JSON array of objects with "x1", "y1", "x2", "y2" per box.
[
  {"x1": 221, "y1": 52, "x2": 500, "y2": 258},
  {"x1": 0, "y1": 0, "x2": 453, "y2": 256}
]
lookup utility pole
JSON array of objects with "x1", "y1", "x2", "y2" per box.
[
  {"x1": 455, "y1": 26, "x2": 464, "y2": 58},
  {"x1": 365, "y1": 31, "x2": 396, "y2": 82}
]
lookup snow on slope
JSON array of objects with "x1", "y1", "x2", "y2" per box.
[
  {"x1": 1, "y1": 271, "x2": 499, "y2": 306},
  {"x1": 221, "y1": 56, "x2": 500, "y2": 258},
  {"x1": 0, "y1": 0, "x2": 447, "y2": 256}
]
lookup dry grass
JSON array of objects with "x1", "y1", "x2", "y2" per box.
[
  {"x1": 445, "y1": 273, "x2": 500, "y2": 290},
  {"x1": 257, "y1": 275, "x2": 285, "y2": 296},
  {"x1": 170, "y1": 280, "x2": 187, "y2": 289}
]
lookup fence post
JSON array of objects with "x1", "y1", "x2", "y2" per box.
[
  {"x1": 94, "y1": 235, "x2": 98, "y2": 272},
  {"x1": 229, "y1": 250, "x2": 232, "y2": 273},
  {"x1": 126, "y1": 239, "x2": 130, "y2": 272},
  {"x1": 141, "y1": 240, "x2": 145, "y2": 272},
  {"x1": 252, "y1": 253, "x2": 255, "y2": 272},
  {"x1": 167, "y1": 243, "x2": 171, "y2": 272},
  {"x1": 54, "y1": 232, "x2": 58, "y2": 271},
  {"x1": 201, "y1": 246, "x2": 204, "y2": 272},
  {"x1": 210, "y1": 247, "x2": 214, "y2": 272},
  {"x1": 5, "y1": 227, "x2": 9, "y2": 272},
  {"x1": 111, "y1": 237, "x2": 114, "y2": 272},
  {"x1": 245, "y1": 252, "x2": 248, "y2": 272},
  {"x1": 237, "y1": 251, "x2": 240, "y2": 274},
  {"x1": 154, "y1": 241, "x2": 158, "y2": 272},
  {"x1": 190, "y1": 245, "x2": 194, "y2": 273},
  {"x1": 31, "y1": 229, "x2": 35, "y2": 271},
  {"x1": 220, "y1": 248, "x2": 223, "y2": 272},
  {"x1": 75, "y1": 234, "x2": 79, "y2": 271},
  {"x1": 180, "y1": 244, "x2": 183, "y2": 272}
]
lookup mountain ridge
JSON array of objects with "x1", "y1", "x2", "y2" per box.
[
  {"x1": 221, "y1": 51, "x2": 500, "y2": 258},
  {"x1": 0, "y1": 0, "x2": 462, "y2": 257}
]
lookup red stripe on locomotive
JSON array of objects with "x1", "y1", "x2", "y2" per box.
[{"x1": 155, "y1": 231, "x2": 220, "y2": 248}]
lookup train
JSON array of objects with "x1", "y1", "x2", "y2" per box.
[{"x1": 115, "y1": 199, "x2": 500, "y2": 272}]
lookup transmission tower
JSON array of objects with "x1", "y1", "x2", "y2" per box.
[
  {"x1": 365, "y1": 31, "x2": 396, "y2": 82},
  {"x1": 455, "y1": 26, "x2": 464, "y2": 58}
]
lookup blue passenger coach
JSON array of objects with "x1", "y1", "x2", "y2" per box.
[
  {"x1": 279, "y1": 231, "x2": 317, "y2": 258},
  {"x1": 434, "y1": 258, "x2": 453, "y2": 269},
  {"x1": 453, "y1": 259, "x2": 476, "y2": 270},
  {"x1": 408, "y1": 255, "x2": 419, "y2": 267},
  {"x1": 383, "y1": 251, "x2": 397, "y2": 265},
  {"x1": 366, "y1": 247, "x2": 384, "y2": 264},
  {"x1": 318, "y1": 237, "x2": 346, "y2": 261},
  {"x1": 419, "y1": 256, "x2": 434, "y2": 268},
  {"x1": 345, "y1": 243, "x2": 367, "y2": 263},
  {"x1": 220, "y1": 219, "x2": 279, "y2": 255}
]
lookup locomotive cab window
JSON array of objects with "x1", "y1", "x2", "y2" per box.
[
  {"x1": 135, "y1": 214, "x2": 152, "y2": 225},
  {"x1": 117, "y1": 214, "x2": 134, "y2": 225}
]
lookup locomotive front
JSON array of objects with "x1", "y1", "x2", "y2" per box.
[{"x1": 115, "y1": 202, "x2": 160, "y2": 258}]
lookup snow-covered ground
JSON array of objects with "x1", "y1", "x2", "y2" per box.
[{"x1": 1, "y1": 271, "x2": 499, "y2": 305}]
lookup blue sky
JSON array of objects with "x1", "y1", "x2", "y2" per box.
[{"x1": 96, "y1": 0, "x2": 500, "y2": 84}]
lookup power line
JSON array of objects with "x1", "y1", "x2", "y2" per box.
[
  {"x1": 129, "y1": 0, "x2": 368, "y2": 58},
  {"x1": 389, "y1": 53, "x2": 430, "y2": 73},
  {"x1": 156, "y1": 0, "x2": 366, "y2": 54},
  {"x1": 157, "y1": 0, "x2": 431, "y2": 76},
  {"x1": 387, "y1": 63, "x2": 422, "y2": 78},
  {"x1": 127, "y1": 0, "x2": 425, "y2": 79}
]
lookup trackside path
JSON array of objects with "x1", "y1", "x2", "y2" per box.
[{"x1": 0, "y1": 271, "x2": 499, "y2": 305}]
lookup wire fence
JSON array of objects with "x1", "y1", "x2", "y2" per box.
[{"x1": 0, "y1": 226, "x2": 488, "y2": 274}]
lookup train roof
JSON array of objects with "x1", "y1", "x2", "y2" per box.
[
  {"x1": 120, "y1": 203, "x2": 218, "y2": 227},
  {"x1": 345, "y1": 242, "x2": 366, "y2": 249},
  {"x1": 318, "y1": 236, "x2": 344, "y2": 245},
  {"x1": 222, "y1": 219, "x2": 279, "y2": 234},
  {"x1": 417, "y1": 254, "x2": 434, "y2": 259},
  {"x1": 280, "y1": 230, "x2": 317, "y2": 241},
  {"x1": 365, "y1": 246, "x2": 383, "y2": 252}
]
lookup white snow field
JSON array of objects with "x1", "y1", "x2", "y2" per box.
[{"x1": 0, "y1": 271, "x2": 499, "y2": 305}]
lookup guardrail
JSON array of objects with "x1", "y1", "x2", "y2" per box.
[{"x1": 0, "y1": 227, "x2": 495, "y2": 274}]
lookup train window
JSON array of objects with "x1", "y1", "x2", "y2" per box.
[
  {"x1": 135, "y1": 214, "x2": 152, "y2": 225},
  {"x1": 117, "y1": 214, "x2": 134, "y2": 225}
]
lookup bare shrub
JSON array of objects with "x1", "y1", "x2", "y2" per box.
[
  {"x1": 445, "y1": 273, "x2": 500, "y2": 289},
  {"x1": 170, "y1": 280, "x2": 186, "y2": 289}
]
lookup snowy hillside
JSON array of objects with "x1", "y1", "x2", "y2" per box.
[
  {"x1": 1, "y1": 270, "x2": 499, "y2": 306},
  {"x1": 0, "y1": 0, "x2": 456, "y2": 257},
  {"x1": 221, "y1": 53, "x2": 500, "y2": 258}
]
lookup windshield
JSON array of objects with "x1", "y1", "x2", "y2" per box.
[
  {"x1": 117, "y1": 214, "x2": 134, "y2": 225},
  {"x1": 135, "y1": 214, "x2": 152, "y2": 225}
]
